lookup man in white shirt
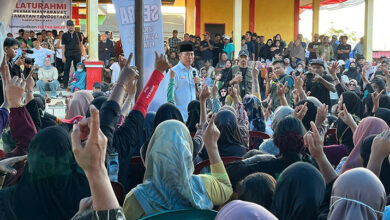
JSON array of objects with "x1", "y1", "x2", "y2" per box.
[
  {"x1": 103, "y1": 58, "x2": 121, "y2": 84},
  {"x1": 30, "y1": 38, "x2": 55, "y2": 67}
]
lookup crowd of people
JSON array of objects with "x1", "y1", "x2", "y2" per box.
[{"x1": 0, "y1": 16, "x2": 390, "y2": 220}]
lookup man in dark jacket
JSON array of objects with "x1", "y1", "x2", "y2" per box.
[{"x1": 99, "y1": 32, "x2": 114, "y2": 66}]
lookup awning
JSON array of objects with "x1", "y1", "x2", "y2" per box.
[{"x1": 301, "y1": 0, "x2": 348, "y2": 9}]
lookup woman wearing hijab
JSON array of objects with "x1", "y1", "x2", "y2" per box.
[
  {"x1": 374, "y1": 108, "x2": 390, "y2": 126},
  {"x1": 66, "y1": 90, "x2": 94, "y2": 119},
  {"x1": 207, "y1": 110, "x2": 247, "y2": 158},
  {"x1": 328, "y1": 168, "x2": 386, "y2": 220},
  {"x1": 336, "y1": 91, "x2": 365, "y2": 153},
  {"x1": 186, "y1": 100, "x2": 200, "y2": 133},
  {"x1": 243, "y1": 95, "x2": 265, "y2": 132},
  {"x1": 360, "y1": 135, "x2": 390, "y2": 194},
  {"x1": 220, "y1": 60, "x2": 233, "y2": 89},
  {"x1": 215, "y1": 200, "x2": 277, "y2": 220},
  {"x1": 260, "y1": 39, "x2": 273, "y2": 62},
  {"x1": 123, "y1": 120, "x2": 233, "y2": 220},
  {"x1": 271, "y1": 162, "x2": 326, "y2": 220},
  {"x1": 70, "y1": 62, "x2": 87, "y2": 92},
  {"x1": 227, "y1": 116, "x2": 317, "y2": 190},
  {"x1": 218, "y1": 87, "x2": 228, "y2": 106},
  {"x1": 296, "y1": 100, "x2": 317, "y2": 131},
  {"x1": 339, "y1": 117, "x2": 389, "y2": 173},
  {"x1": 344, "y1": 62, "x2": 362, "y2": 85},
  {"x1": 0, "y1": 126, "x2": 90, "y2": 219}
]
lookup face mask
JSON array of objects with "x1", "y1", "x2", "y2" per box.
[
  {"x1": 77, "y1": 68, "x2": 83, "y2": 72},
  {"x1": 297, "y1": 68, "x2": 303, "y2": 72}
]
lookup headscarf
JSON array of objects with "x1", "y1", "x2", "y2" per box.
[
  {"x1": 271, "y1": 106, "x2": 294, "y2": 130},
  {"x1": 375, "y1": 108, "x2": 390, "y2": 126},
  {"x1": 85, "y1": 96, "x2": 107, "y2": 118},
  {"x1": 136, "y1": 112, "x2": 156, "y2": 156},
  {"x1": 271, "y1": 162, "x2": 325, "y2": 220},
  {"x1": 33, "y1": 94, "x2": 57, "y2": 129},
  {"x1": 360, "y1": 135, "x2": 390, "y2": 194},
  {"x1": 340, "y1": 117, "x2": 389, "y2": 173},
  {"x1": 344, "y1": 62, "x2": 362, "y2": 83},
  {"x1": 243, "y1": 95, "x2": 265, "y2": 132},
  {"x1": 0, "y1": 126, "x2": 90, "y2": 219},
  {"x1": 215, "y1": 200, "x2": 277, "y2": 220},
  {"x1": 328, "y1": 168, "x2": 386, "y2": 220},
  {"x1": 341, "y1": 91, "x2": 364, "y2": 118},
  {"x1": 132, "y1": 120, "x2": 213, "y2": 216},
  {"x1": 221, "y1": 60, "x2": 233, "y2": 88},
  {"x1": 296, "y1": 100, "x2": 317, "y2": 131},
  {"x1": 219, "y1": 87, "x2": 228, "y2": 106},
  {"x1": 67, "y1": 90, "x2": 94, "y2": 119},
  {"x1": 214, "y1": 110, "x2": 247, "y2": 157},
  {"x1": 141, "y1": 103, "x2": 184, "y2": 161},
  {"x1": 186, "y1": 100, "x2": 200, "y2": 133}
]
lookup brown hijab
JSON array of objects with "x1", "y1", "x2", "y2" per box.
[{"x1": 67, "y1": 91, "x2": 94, "y2": 119}]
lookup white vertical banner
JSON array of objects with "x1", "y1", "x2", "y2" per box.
[
  {"x1": 112, "y1": 0, "x2": 167, "y2": 112},
  {"x1": 8, "y1": 0, "x2": 71, "y2": 36}
]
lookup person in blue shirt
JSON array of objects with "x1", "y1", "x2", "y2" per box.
[
  {"x1": 70, "y1": 62, "x2": 86, "y2": 92},
  {"x1": 172, "y1": 42, "x2": 201, "y2": 121}
]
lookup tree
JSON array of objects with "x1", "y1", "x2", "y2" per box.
[{"x1": 327, "y1": 24, "x2": 359, "y2": 45}]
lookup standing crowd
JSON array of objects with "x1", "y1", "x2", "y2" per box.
[{"x1": 0, "y1": 17, "x2": 390, "y2": 220}]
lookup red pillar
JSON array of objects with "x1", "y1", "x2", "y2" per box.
[
  {"x1": 195, "y1": 0, "x2": 201, "y2": 36},
  {"x1": 249, "y1": 0, "x2": 255, "y2": 33},
  {"x1": 294, "y1": 0, "x2": 300, "y2": 39}
]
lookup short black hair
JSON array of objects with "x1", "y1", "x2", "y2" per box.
[
  {"x1": 252, "y1": 33, "x2": 258, "y2": 37},
  {"x1": 36, "y1": 33, "x2": 42, "y2": 37},
  {"x1": 21, "y1": 39, "x2": 28, "y2": 45},
  {"x1": 246, "y1": 31, "x2": 252, "y2": 36},
  {"x1": 221, "y1": 51, "x2": 228, "y2": 56},
  {"x1": 381, "y1": 60, "x2": 389, "y2": 65},
  {"x1": 4, "y1": 38, "x2": 19, "y2": 47},
  {"x1": 272, "y1": 59, "x2": 285, "y2": 67},
  {"x1": 32, "y1": 38, "x2": 38, "y2": 43},
  {"x1": 42, "y1": 29, "x2": 46, "y2": 33},
  {"x1": 18, "y1": 29, "x2": 25, "y2": 34},
  {"x1": 215, "y1": 33, "x2": 221, "y2": 38}
]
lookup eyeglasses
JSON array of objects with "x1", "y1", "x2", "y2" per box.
[{"x1": 349, "y1": 83, "x2": 356, "y2": 87}]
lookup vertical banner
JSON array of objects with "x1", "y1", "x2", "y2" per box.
[
  {"x1": 8, "y1": 0, "x2": 71, "y2": 36},
  {"x1": 112, "y1": 0, "x2": 166, "y2": 112}
]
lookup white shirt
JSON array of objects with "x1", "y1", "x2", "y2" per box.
[
  {"x1": 110, "y1": 62, "x2": 121, "y2": 84},
  {"x1": 30, "y1": 47, "x2": 55, "y2": 66},
  {"x1": 54, "y1": 39, "x2": 62, "y2": 59}
]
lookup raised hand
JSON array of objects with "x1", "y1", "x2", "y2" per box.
[
  {"x1": 315, "y1": 104, "x2": 328, "y2": 126},
  {"x1": 117, "y1": 53, "x2": 138, "y2": 88},
  {"x1": 0, "y1": 155, "x2": 27, "y2": 175},
  {"x1": 71, "y1": 105, "x2": 108, "y2": 175},
  {"x1": 371, "y1": 90, "x2": 384, "y2": 113},
  {"x1": 0, "y1": 58, "x2": 11, "y2": 109},
  {"x1": 228, "y1": 84, "x2": 239, "y2": 100},
  {"x1": 294, "y1": 102, "x2": 308, "y2": 121},
  {"x1": 276, "y1": 82, "x2": 288, "y2": 97},
  {"x1": 119, "y1": 53, "x2": 133, "y2": 70},
  {"x1": 328, "y1": 62, "x2": 340, "y2": 77},
  {"x1": 202, "y1": 114, "x2": 220, "y2": 150},
  {"x1": 6, "y1": 76, "x2": 26, "y2": 108},
  {"x1": 251, "y1": 62, "x2": 259, "y2": 79},
  {"x1": 211, "y1": 81, "x2": 219, "y2": 98},
  {"x1": 337, "y1": 103, "x2": 356, "y2": 130},
  {"x1": 25, "y1": 69, "x2": 36, "y2": 92},
  {"x1": 154, "y1": 51, "x2": 169, "y2": 73},
  {"x1": 264, "y1": 99, "x2": 272, "y2": 122},
  {"x1": 199, "y1": 85, "x2": 211, "y2": 103},
  {"x1": 304, "y1": 121, "x2": 325, "y2": 159},
  {"x1": 292, "y1": 72, "x2": 304, "y2": 91},
  {"x1": 371, "y1": 130, "x2": 390, "y2": 159}
]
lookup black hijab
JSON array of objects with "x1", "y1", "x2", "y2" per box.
[
  {"x1": 360, "y1": 135, "x2": 390, "y2": 194},
  {"x1": 33, "y1": 94, "x2": 57, "y2": 129},
  {"x1": 219, "y1": 87, "x2": 228, "y2": 106},
  {"x1": 221, "y1": 60, "x2": 233, "y2": 88},
  {"x1": 186, "y1": 100, "x2": 200, "y2": 133},
  {"x1": 271, "y1": 162, "x2": 325, "y2": 220},
  {"x1": 141, "y1": 103, "x2": 184, "y2": 161},
  {"x1": 214, "y1": 110, "x2": 246, "y2": 157},
  {"x1": 0, "y1": 126, "x2": 90, "y2": 220},
  {"x1": 260, "y1": 39, "x2": 273, "y2": 60},
  {"x1": 86, "y1": 96, "x2": 108, "y2": 118},
  {"x1": 344, "y1": 62, "x2": 362, "y2": 84},
  {"x1": 135, "y1": 112, "x2": 156, "y2": 156},
  {"x1": 375, "y1": 108, "x2": 390, "y2": 126}
]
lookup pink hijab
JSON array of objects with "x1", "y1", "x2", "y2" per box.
[
  {"x1": 329, "y1": 168, "x2": 386, "y2": 220},
  {"x1": 215, "y1": 200, "x2": 277, "y2": 220},
  {"x1": 340, "y1": 117, "x2": 389, "y2": 173},
  {"x1": 67, "y1": 91, "x2": 94, "y2": 119}
]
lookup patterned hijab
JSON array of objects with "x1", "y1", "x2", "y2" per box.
[
  {"x1": 243, "y1": 95, "x2": 265, "y2": 132},
  {"x1": 132, "y1": 120, "x2": 212, "y2": 216}
]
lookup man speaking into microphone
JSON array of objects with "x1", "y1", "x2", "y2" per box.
[{"x1": 171, "y1": 42, "x2": 201, "y2": 121}]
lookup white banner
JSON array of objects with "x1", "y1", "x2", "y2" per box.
[
  {"x1": 8, "y1": 0, "x2": 71, "y2": 36},
  {"x1": 112, "y1": 0, "x2": 167, "y2": 112}
]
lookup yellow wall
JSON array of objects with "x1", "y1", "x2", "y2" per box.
[
  {"x1": 254, "y1": 0, "x2": 295, "y2": 43},
  {"x1": 185, "y1": 0, "x2": 196, "y2": 34},
  {"x1": 193, "y1": 0, "x2": 295, "y2": 42}
]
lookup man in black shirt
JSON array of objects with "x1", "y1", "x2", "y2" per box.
[
  {"x1": 61, "y1": 20, "x2": 82, "y2": 88},
  {"x1": 308, "y1": 33, "x2": 320, "y2": 60},
  {"x1": 212, "y1": 34, "x2": 223, "y2": 67},
  {"x1": 304, "y1": 59, "x2": 336, "y2": 107},
  {"x1": 245, "y1": 31, "x2": 255, "y2": 61},
  {"x1": 336, "y1": 36, "x2": 351, "y2": 61}
]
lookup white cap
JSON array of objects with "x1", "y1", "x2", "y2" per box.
[{"x1": 223, "y1": 34, "x2": 230, "y2": 40}]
